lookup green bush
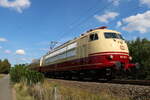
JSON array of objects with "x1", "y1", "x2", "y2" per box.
[{"x1": 10, "y1": 66, "x2": 44, "y2": 85}]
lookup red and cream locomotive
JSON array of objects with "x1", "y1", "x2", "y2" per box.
[{"x1": 33, "y1": 26, "x2": 138, "y2": 80}]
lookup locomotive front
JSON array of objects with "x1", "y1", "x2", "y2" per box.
[{"x1": 88, "y1": 27, "x2": 138, "y2": 73}]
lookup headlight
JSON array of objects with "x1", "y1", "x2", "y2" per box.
[
  {"x1": 109, "y1": 55, "x2": 114, "y2": 59},
  {"x1": 129, "y1": 56, "x2": 132, "y2": 61}
]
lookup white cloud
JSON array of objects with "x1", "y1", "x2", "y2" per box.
[
  {"x1": 0, "y1": 0, "x2": 31, "y2": 13},
  {"x1": 116, "y1": 21, "x2": 122, "y2": 27},
  {"x1": 16, "y1": 49, "x2": 25, "y2": 55},
  {"x1": 0, "y1": 37, "x2": 7, "y2": 42},
  {"x1": 121, "y1": 10, "x2": 150, "y2": 33},
  {"x1": 108, "y1": 0, "x2": 120, "y2": 6},
  {"x1": 140, "y1": 0, "x2": 150, "y2": 7},
  {"x1": 4, "y1": 50, "x2": 11, "y2": 54},
  {"x1": 94, "y1": 12, "x2": 119, "y2": 23}
]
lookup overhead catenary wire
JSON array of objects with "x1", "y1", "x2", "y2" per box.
[
  {"x1": 51, "y1": 0, "x2": 115, "y2": 49},
  {"x1": 68, "y1": 0, "x2": 102, "y2": 28},
  {"x1": 54, "y1": 0, "x2": 102, "y2": 40}
]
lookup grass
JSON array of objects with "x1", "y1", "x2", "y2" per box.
[
  {"x1": 13, "y1": 83, "x2": 34, "y2": 100},
  {"x1": 0, "y1": 74, "x2": 5, "y2": 79},
  {"x1": 13, "y1": 80, "x2": 130, "y2": 100}
]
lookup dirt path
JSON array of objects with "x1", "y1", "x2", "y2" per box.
[{"x1": 0, "y1": 75, "x2": 12, "y2": 100}]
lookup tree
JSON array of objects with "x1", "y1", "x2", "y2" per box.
[
  {"x1": 128, "y1": 38, "x2": 150, "y2": 80},
  {"x1": 0, "y1": 59, "x2": 11, "y2": 74}
]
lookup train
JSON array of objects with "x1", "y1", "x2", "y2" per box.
[{"x1": 32, "y1": 26, "x2": 138, "y2": 80}]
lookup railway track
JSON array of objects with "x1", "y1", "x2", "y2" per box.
[
  {"x1": 84, "y1": 79, "x2": 150, "y2": 86},
  {"x1": 106, "y1": 79, "x2": 150, "y2": 86},
  {"x1": 48, "y1": 78, "x2": 150, "y2": 86},
  {"x1": 87, "y1": 79, "x2": 150, "y2": 86}
]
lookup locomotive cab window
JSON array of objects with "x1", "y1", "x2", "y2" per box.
[
  {"x1": 104, "y1": 32, "x2": 124, "y2": 40},
  {"x1": 89, "y1": 33, "x2": 99, "y2": 41}
]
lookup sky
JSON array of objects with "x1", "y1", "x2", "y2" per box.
[{"x1": 0, "y1": 0, "x2": 150, "y2": 65}]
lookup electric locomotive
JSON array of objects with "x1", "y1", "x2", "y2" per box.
[{"x1": 33, "y1": 26, "x2": 137, "y2": 80}]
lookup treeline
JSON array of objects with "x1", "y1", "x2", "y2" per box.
[
  {"x1": 128, "y1": 38, "x2": 150, "y2": 80},
  {"x1": 0, "y1": 59, "x2": 11, "y2": 74}
]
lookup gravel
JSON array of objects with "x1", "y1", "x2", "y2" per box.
[{"x1": 48, "y1": 79, "x2": 150, "y2": 100}]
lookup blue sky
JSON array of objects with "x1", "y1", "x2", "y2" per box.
[{"x1": 0, "y1": 0, "x2": 150, "y2": 65}]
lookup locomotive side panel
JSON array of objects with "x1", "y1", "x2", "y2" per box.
[
  {"x1": 77, "y1": 36, "x2": 88, "y2": 58},
  {"x1": 41, "y1": 35, "x2": 90, "y2": 67},
  {"x1": 43, "y1": 42, "x2": 78, "y2": 66}
]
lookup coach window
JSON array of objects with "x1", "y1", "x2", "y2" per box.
[{"x1": 89, "y1": 33, "x2": 99, "y2": 41}]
